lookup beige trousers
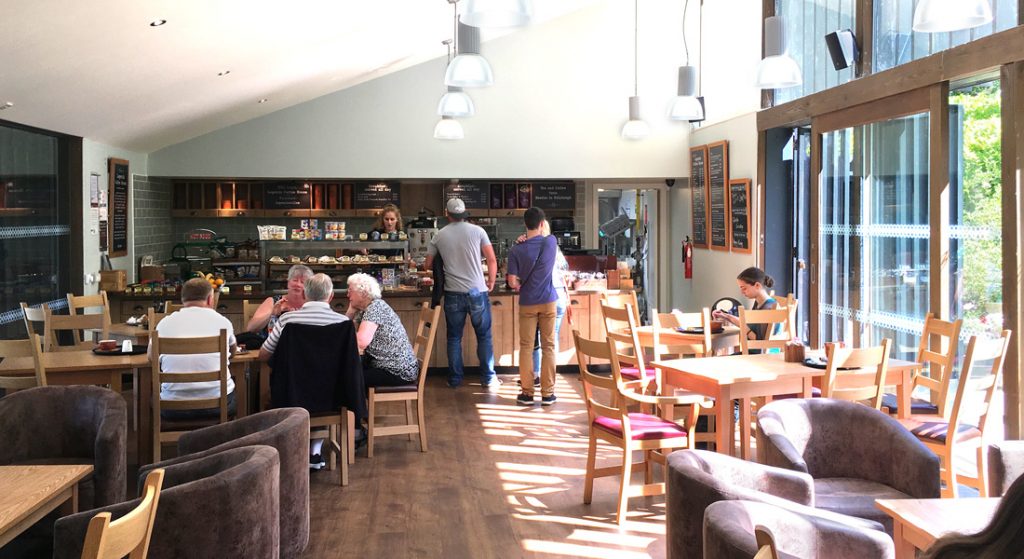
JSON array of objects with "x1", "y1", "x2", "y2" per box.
[{"x1": 519, "y1": 302, "x2": 558, "y2": 397}]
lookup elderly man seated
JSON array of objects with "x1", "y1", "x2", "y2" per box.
[{"x1": 152, "y1": 277, "x2": 238, "y2": 420}]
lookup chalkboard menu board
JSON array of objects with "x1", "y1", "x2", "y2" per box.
[
  {"x1": 108, "y1": 158, "x2": 129, "y2": 257},
  {"x1": 707, "y1": 141, "x2": 729, "y2": 251},
  {"x1": 729, "y1": 179, "x2": 751, "y2": 253},
  {"x1": 444, "y1": 182, "x2": 490, "y2": 209},
  {"x1": 353, "y1": 181, "x2": 400, "y2": 209},
  {"x1": 532, "y1": 182, "x2": 575, "y2": 210},
  {"x1": 265, "y1": 182, "x2": 311, "y2": 210},
  {"x1": 689, "y1": 146, "x2": 708, "y2": 248}
]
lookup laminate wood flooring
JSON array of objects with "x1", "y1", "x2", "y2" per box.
[{"x1": 306, "y1": 373, "x2": 669, "y2": 559}]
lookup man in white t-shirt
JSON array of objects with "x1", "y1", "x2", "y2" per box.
[{"x1": 152, "y1": 278, "x2": 238, "y2": 419}]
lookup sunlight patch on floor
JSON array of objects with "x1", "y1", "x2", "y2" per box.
[{"x1": 521, "y1": 539, "x2": 652, "y2": 559}]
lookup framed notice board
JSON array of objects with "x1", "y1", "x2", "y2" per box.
[
  {"x1": 444, "y1": 182, "x2": 490, "y2": 209},
  {"x1": 108, "y1": 158, "x2": 129, "y2": 257},
  {"x1": 707, "y1": 141, "x2": 729, "y2": 251},
  {"x1": 729, "y1": 179, "x2": 752, "y2": 253},
  {"x1": 353, "y1": 182, "x2": 401, "y2": 209},
  {"x1": 689, "y1": 146, "x2": 708, "y2": 248},
  {"x1": 264, "y1": 182, "x2": 311, "y2": 210}
]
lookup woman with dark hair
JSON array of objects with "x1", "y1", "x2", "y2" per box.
[
  {"x1": 922, "y1": 474, "x2": 1024, "y2": 558},
  {"x1": 712, "y1": 266, "x2": 778, "y2": 343}
]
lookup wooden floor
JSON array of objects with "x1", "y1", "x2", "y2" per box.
[{"x1": 306, "y1": 373, "x2": 669, "y2": 559}]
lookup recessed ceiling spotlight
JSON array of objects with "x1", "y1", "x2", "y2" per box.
[
  {"x1": 0, "y1": 101, "x2": 13, "y2": 110},
  {"x1": 149, "y1": 19, "x2": 167, "y2": 27},
  {"x1": 218, "y1": 70, "x2": 231, "y2": 76},
  {"x1": 258, "y1": 98, "x2": 269, "y2": 104}
]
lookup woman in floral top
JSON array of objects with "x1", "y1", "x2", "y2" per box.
[{"x1": 345, "y1": 273, "x2": 420, "y2": 387}]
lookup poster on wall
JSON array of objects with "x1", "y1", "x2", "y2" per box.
[
  {"x1": 707, "y1": 141, "x2": 729, "y2": 251},
  {"x1": 108, "y1": 158, "x2": 129, "y2": 257},
  {"x1": 689, "y1": 146, "x2": 709, "y2": 248},
  {"x1": 729, "y1": 178, "x2": 752, "y2": 253}
]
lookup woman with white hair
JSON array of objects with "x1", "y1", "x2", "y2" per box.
[
  {"x1": 345, "y1": 273, "x2": 419, "y2": 387},
  {"x1": 240, "y1": 264, "x2": 313, "y2": 348}
]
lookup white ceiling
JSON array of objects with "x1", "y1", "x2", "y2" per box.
[{"x1": 0, "y1": 0, "x2": 598, "y2": 153}]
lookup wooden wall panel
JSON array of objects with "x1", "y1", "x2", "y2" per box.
[{"x1": 1001, "y1": 62, "x2": 1024, "y2": 439}]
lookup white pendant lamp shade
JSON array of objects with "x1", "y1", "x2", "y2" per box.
[
  {"x1": 462, "y1": 0, "x2": 532, "y2": 28},
  {"x1": 754, "y1": 16, "x2": 802, "y2": 89},
  {"x1": 668, "y1": 65, "x2": 704, "y2": 121},
  {"x1": 912, "y1": 0, "x2": 993, "y2": 33},
  {"x1": 437, "y1": 87, "x2": 475, "y2": 117},
  {"x1": 621, "y1": 96, "x2": 650, "y2": 140},
  {"x1": 445, "y1": 21, "x2": 494, "y2": 87},
  {"x1": 433, "y1": 116, "x2": 464, "y2": 140}
]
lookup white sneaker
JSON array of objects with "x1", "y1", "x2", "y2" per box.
[{"x1": 481, "y1": 377, "x2": 503, "y2": 390}]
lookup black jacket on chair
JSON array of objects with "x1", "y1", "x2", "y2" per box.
[{"x1": 269, "y1": 321, "x2": 367, "y2": 421}]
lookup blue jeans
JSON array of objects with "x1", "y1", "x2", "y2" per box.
[
  {"x1": 444, "y1": 290, "x2": 496, "y2": 385},
  {"x1": 533, "y1": 297, "x2": 567, "y2": 376}
]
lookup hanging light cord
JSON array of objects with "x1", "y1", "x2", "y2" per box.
[
  {"x1": 682, "y1": 0, "x2": 690, "y2": 65},
  {"x1": 698, "y1": 0, "x2": 703, "y2": 96},
  {"x1": 452, "y1": 0, "x2": 459, "y2": 55},
  {"x1": 633, "y1": 0, "x2": 639, "y2": 96}
]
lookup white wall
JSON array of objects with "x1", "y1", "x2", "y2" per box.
[
  {"x1": 81, "y1": 140, "x2": 148, "y2": 293},
  {"x1": 149, "y1": 2, "x2": 692, "y2": 179},
  {"x1": 670, "y1": 112, "x2": 759, "y2": 310},
  {"x1": 698, "y1": 0, "x2": 763, "y2": 126}
]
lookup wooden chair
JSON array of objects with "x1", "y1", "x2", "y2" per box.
[
  {"x1": 883, "y1": 313, "x2": 963, "y2": 418},
  {"x1": 150, "y1": 329, "x2": 231, "y2": 462},
  {"x1": 242, "y1": 300, "x2": 260, "y2": 332},
  {"x1": 46, "y1": 313, "x2": 111, "y2": 352},
  {"x1": 574, "y1": 330, "x2": 700, "y2": 524},
  {"x1": 737, "y1": 307, "x2": 792, "y2": 355},
  {"x1": 601, "y1": 302, "x2": 656, "y2": 394},
  {"x1": 602, "y1": 291, "x2": 642, "y2": 325},
  {"x1": 67, "y1": 291, "x2": 113, "y2": 346},
  {"x1": 898, "y1": 330, "x2": 1012, "y2": 498},
  {"x1": 821, "y1": 338, "x2": 892, "y2": 410},
  {"x1": 367, "y1": 303, "x2": 441, "y2": 457},
  {"x1": 311, "y1": 410, "x2": 353, "y2": 486},
  {"x1": 20, "y1": 302, "x2": 49, "y2": 342},
  {"x1": 80, "y1": 468, "x2": 164, "y2": 559},
  {"x1": 0, "y1": 334, "x2": 47, "y2": 389},
  {"x1": 163, "y1": 301, "x2": 182, "y2": 314},
  {"x1": 753, "y1": 525, "x2": 780, "y2": 559},
  {"x1": 146, "y1": 308, "x2": 168, "y2": 330},
  {"x1": 651, "y1": 307, "x2": 713, "y2": 359},
  {"x1": 776, "y1": 293, "x2": 799, "y2": 338}
]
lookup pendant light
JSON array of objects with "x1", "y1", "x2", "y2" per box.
[
  {"x1": 754, "y1": 16, "x2": 801, "y2": 89},
  {"x1": 668, "y1": 0, "x2": 703, "y2": 121},
  {"x1": 436, "y1": 39, "x2": 476, "y2": 117},
  {"x1": 912, "y1": 0, "x2": 992, "y2": 33},
  {"x1": 621, "y1": 0, "x2": 649, "y2": 140},
  {"x1": 462, "y1": 0, "x2": 532, "y2": 28},
  {"x1": 434, "y1": 116, "x2": 465, "y2": 140},
  {"x1": 445, "y1": 2, "x2": 494, "y2": 89}
]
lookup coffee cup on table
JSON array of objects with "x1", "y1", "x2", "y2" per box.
[{"x1": 97, "y1": 340, "x2": 118, "y2": 351}]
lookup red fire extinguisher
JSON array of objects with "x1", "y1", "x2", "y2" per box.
[{"x1": 683, "y1": 236, "x2": 693, "y2": 279}]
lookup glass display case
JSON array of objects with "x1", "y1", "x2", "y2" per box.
[{"x1": 260, "y1": 240, "x2": 409, "y2": 294}]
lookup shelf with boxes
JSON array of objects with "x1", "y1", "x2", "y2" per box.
[{"x1": 260, "y1": 240, "x2": 410, "y2": 294}]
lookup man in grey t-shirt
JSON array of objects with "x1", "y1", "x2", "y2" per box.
[{"x1": 424, "y1": 198, "x2": 499, "y2": 389}]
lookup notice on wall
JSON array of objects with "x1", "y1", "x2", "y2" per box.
[
  {"x1": 353, "y1": 181, "x2": 401, "y2": 209},
  {"x1": 729, "y1": 179, "x2": 751, "y2": 253},
  {"x1": 707, "y1": 141, "x2": 729, "y2": 251},
  {"x1": 531, "y1": 182, "x2": 575, "y2": 210},
  {"x1": 689, "y1": 146, "x2": 709, "y2": 248},
  {"x1": 108, "y1": 158, "x2": 129, "y2": 257},
  {"x1": 444, "y1": 182, "x2": 490, "y2": 209},
  {"x1": 264, "y1": 182, "x2": 311, "y2": 210}
]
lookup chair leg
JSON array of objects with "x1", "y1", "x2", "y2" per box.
[
  {"x1": 941, "y1": 447, "x2": 956, "y2": 498},
  {"x1": 367, "y1": 391, "x2": 376, "y2": 459},
  {"x1": 348, "y1": 411, "x2": 356, "y2": 464},
  {"x1": 616, "y1": 447, "x2": 633, "y2": 525},
  {"x1": 339, "y1": 411, "x2": 350, "y2": 486},
  {"x1": 583, "y1": 434, "x2": 597, "y2": 505},
  {"x1": 417, "y1": 398, "x2": 428, "y2": 452},
  {"x1": 326, "y1": 426, "x2": 337, "y2": 471},
  {"x1": 644, "y1": 450, "x2": 653, "y2": 485},
  {"x1": 405, "y1": 400, "x2": 415, "y2": 441}
]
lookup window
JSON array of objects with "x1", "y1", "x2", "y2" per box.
[{"x1": 775, "y1": 0, "x2": 856, "y2": 104}]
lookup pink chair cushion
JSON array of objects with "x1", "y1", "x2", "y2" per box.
[
  {"x1": 620, "y1": 366, "x2": 656, "y2": 380},
  {"x1": 593, "y1": 413, "x2": 689, "y2": 441}
]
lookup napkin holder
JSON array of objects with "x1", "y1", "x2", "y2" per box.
[{"x1": 784, "y1": 341, "x2": 806, "y2": 363}]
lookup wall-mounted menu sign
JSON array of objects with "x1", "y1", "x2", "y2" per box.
[
  {"x1": 689, "y1": 146, "x2": 709, "y2": 248},
  {"x1": 729, "y1": 179, "x2": 751, "y2": 253},
  {"x1": 532, "y1": 182, "x2": 575, "y2": 210},
  {"x1": 707, "y1": 141, "x2": 729, "y2": 251},
  {"x1": 264, "y1": 182, "x2": 311, "y2": 210},
  {"x1": 108, "y1": 158, "x2": 130, "y2": 257},
  {"x1": 444, "y1": 182, "x2": 490, "y2": 209},
  {"x1": 353, "y1": 181, "x2": 401, "y2": 209}
]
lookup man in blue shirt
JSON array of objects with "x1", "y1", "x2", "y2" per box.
[{"x1": 507, "y1": 207, "x2": 559, "y2": 406}]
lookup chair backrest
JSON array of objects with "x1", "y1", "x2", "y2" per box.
[
  {"x1": 164, "y1": 301, "x2": 182, "y2": 314},
  {"x1": 46, "y1": 313, "x2": 110, "y2": 352},
  {"x1": 80, "y1": 468, "x2": 164, "y2": 559},
  {"x1": 0, "y1": 334, "x2": 47, "y2": 390},
  {"x1": 146, "y1": 308, "x2": 167, "y2": 330},
  {"x1": 652, "y1": 307, "x2": 713, "y2": 358},
  {"x1": 776, "y1": 293, "x2": 798, "y2": 339},
  {"x1": 242, "y1": 300, "x2": 260, "y2": 331},
  {"x1": 738, "y1": 307, "x2": 792, "y2": 354},
  {"x1": 753, "y1": 525, "x2": 780, "y2": 559},
  {"x1": 411, "y1": 303, "x2": 442, "y2": 394},
  {"x1": 66, "y1": 291, "x2": 112, "y2": 346},
  {"x1": 914, "y1": 313, "x2": 963, "y2": 417},
  {"x1": 573, "y1": 329, "x2": 627, "y2": 424},
  {"x1": 601, "y1": 302, "x2": 653, "y2": 387},
  {"x1": 150, "y1": 329, "x2": 230, "y2": 424},
  {"x1": 602, "y1": 291, "x2": 641, "y2": 325},
  {"x1": 822, "y1": 338, "x2": 892, "y2": 409},
  {"x1": 20, "y1": 302, "x2": 49, "y2": 340},
  {"x1": 948, "y1": 330, "x2": 1012, "y2": 439}
]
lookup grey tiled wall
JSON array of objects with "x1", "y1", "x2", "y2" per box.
[{"x1": 133, "y1": 175, "x2": 174, "y2": 263}]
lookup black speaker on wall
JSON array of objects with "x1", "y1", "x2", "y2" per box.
[{"x1": 824, "y1": 29, "x2": 859, "y2": 71}]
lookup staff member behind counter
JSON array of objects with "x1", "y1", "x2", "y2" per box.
[{"x1": 366, "y1": 203, "x2": 405, "y2": 258}]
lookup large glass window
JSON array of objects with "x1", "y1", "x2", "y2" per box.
[
  {"x1": 775, "y1": 0, "x2": 856, "y2": 104},
  {"x1": 874, "y1": 0, "x2": 1017, "y2": 72},
  {"x1": 820, "y1": 112, "x2": 930, "y2": 360},
  {"x1": 0, "y1": 123, "x2": 71, "y2": 339}
]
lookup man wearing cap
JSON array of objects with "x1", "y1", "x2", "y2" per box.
[{"x1": 424, "y1": 197, "x2": 500, "y2": 389}]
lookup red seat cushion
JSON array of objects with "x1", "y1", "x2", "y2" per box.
[
  {"x1": 620, "y1": 366, "x2": 656, "y2": 380},
  {"x1": 593, "y1": 413, "x2": 689, "y2": 441},
  {"x1": 899, "y1": 417, "x2": 981, "y2": 444}
]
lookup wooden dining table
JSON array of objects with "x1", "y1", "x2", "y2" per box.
[
  {"x1": 622, "y1": 325, "x2": 742, "y2": 356},
  {"x1": 876, "y1": 497, "x2": 1001, "y2": 559},
  {"x1": 0, "y1": 464, "x2": 93, "y2": 548},
  {"x1": 652, "y1": 352, "x2": 922, "y2": 459}
]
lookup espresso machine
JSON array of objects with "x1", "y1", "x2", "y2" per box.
[
  {"x1": 549, "y1": 217, "x2": 583, "y2": 252},
  {"x1": 406, "y1": 211, "x2": 439, "y2": 266}
]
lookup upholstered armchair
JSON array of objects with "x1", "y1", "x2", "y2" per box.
[
  {"x1": 0, "y1": 386, "x2": 126, "y2": 509},
  {"x1": 757, "y1": 398, "x2": 940, "y2": 533},
  {"x1": 988, "y1": 440, "x2": 1024, "y2": 496},
  {"x1": 54, "y1": 445, "x2": 281, "y2": 559},
  {"x1": 703, "y1": 500, "x2": 894, "y2": 559},
  {"x1": 139, "y1": 407, "x2": 310, "y2": 559}
]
